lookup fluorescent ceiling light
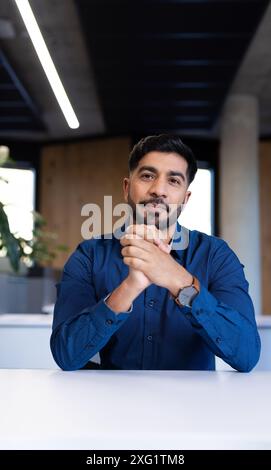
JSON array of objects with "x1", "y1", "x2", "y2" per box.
[{"x1": 14, "y1": 0, "x2": 79, "y2": 129}]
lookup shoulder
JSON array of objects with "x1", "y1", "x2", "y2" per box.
[
  {"x1": 187, "y1": 229, "x2": 230, "y2": 256},
  {"x1": 192, "y1": 230, "x2": 245, "y2": 282},
  {"x1": 63, "y1": 235, "x2": 116, "y2": 279},
  {"x1": 73, "y1": 236, "x2": 113, "y2": 257},
  {"x1": 188, "y1": 229, "x2": 242, "y2": 271}
]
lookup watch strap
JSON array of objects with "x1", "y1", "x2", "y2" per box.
[{"x1": 174, "y1": 276, "x2": 200, "y2": 307}]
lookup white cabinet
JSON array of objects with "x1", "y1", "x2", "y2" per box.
[{"x1": 0, "y1": 314, "x2": 57, "y2": 369}]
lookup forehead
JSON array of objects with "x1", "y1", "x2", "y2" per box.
[{"x1": 136, "y1": 151, "x2": 188, "y2": 173}]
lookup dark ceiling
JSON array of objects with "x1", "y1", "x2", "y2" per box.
[
  {"x1": 76, "y1": 0, "x2": 269, "y2": 137},
  {"x1": 0, "y1": 0, "x2": 270, "y2": 140},
  {"x1": 0, "y1": 49, "x2": 45, "y2": 132}
]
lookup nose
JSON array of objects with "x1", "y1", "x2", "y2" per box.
[{"x1": 148, "y1": 176, "x2": 167, "y2": 199}]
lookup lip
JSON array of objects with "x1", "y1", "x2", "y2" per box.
[{"x1": 145, "y1": 203, "x2": 166, "y2": 210}]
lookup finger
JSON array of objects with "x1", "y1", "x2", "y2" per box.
[
  {"x1": 153, "y1": 238, "x2": 171, "y2": 254},
  {"x1": 121, "y1": 245, "x2": 149, "y2": 260},
  {"x1": 120, "y1": 234, "x2": 141, "y2": 246},
  {"x1": 126, "y1": 224, "x2": 163, "y2": 243},
  {"x1": 125, "y1": 225, "x2": 143, "y2": 236},
  {"x1": 123, "y1": 256, "x2": 146, "y2": 270},
  {"x1": 121, "y1": 233, "x2": 145, "y2": 243},
  {"x1": 120, "y1": 236, "x2": 153, "y2": 252}
]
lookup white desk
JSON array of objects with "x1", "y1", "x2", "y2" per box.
[{"x1": 0, "y1": 369, "x2": 270, "y2": 450}]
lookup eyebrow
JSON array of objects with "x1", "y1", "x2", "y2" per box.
[{"x1": 138, "y1": 165, "x2": 186, "y2": 182}]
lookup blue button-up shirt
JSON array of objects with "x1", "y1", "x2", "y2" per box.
[{"x1": 51, "y1": 226, "x2": 260, "y2": 372}]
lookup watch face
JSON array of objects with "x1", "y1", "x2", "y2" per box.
[{"x1": 178, "y1": 286, "x2": 198, "y2": 307}]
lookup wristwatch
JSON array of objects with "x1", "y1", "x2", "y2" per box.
[{"x1": 174, "y1": 276, "x2": 200, "y2": 307}]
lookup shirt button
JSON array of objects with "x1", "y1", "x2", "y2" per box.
[
  {"x1": 216, "y1": 337, "x2": 222, "y2": 344},
  {"x1": 148, "y1": 300, "x2": 155, "y2": 308},
  {"x1": 147, "y1": 335, "x2": 153, "y2": 341},
  {"x1": 185, "y1": 313, "x2": 191, "y2": 319},
  {"x1": 106, "y1": 319, "x2": 113, "y2": 326}
]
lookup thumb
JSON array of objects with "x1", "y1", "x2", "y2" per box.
[{"x1": 154, "y1": 238, "x2": 171, "y2": 254}]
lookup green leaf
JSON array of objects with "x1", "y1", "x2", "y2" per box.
[{"x1": 0, "y1": 203, "x2": 21, "y2": 271}]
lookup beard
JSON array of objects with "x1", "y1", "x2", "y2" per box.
[{"x1": 127, "y1": 194, "x2": 184, "y2": 231}]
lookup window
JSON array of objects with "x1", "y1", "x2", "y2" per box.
[
  {"x1": 178, "y1": 165, "x2": 214, "y2": 235},
  {"x1": 0, "y1": 166, "x2": 35, "y2": 240}
]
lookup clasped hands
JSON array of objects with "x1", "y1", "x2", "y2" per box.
[{"x1": 120, "y1": 225, "x2": 192, "y2": 296}]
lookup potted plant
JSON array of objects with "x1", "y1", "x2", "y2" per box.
[{"x1": 0, "y1": 145, "x2": 67, "y2": 313}]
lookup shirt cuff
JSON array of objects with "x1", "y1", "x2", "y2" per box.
[
  {"x1": 175, "y1": 285, "x2": 219, "y2": 333},
  {"x1": 80, "y1": 297, "x2": 130, "y2": 337},
  {"x1": 190, "y1": 284, "x2": 218, "y2": 324}
]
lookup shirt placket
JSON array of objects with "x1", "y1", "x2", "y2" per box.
[{"x1": 142, "y1": 284, "x2": 160, "y2": 369}]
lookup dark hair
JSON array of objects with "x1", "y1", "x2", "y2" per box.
[{"x1": 129, "y1": 134, "x2": 197, "y2": 185}]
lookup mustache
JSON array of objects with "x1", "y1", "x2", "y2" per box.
[{"x1": 140, "y1": 198, "x2": 169, "y2": 212}]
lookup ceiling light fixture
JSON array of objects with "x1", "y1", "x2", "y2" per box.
[{"x1": 14, "y1": 0, "x2": 80, "y2": 129}]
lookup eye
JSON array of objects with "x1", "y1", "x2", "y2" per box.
[
  {"x1": 169, "y1": 177, "x2": 181, "y2": 186},
  {"x1": 141, "y1": 173, "x2": 154, "y2": 180}
]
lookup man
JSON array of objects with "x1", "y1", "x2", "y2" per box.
[{"x1": 50, "y1": 134, "x2": 260, "y2": 372}]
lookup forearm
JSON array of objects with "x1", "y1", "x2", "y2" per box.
[
  {"x1": 166, "y1": 266, "x2": 193, "y2": 297},
  {"x1": 105, "y1": 277, "x2": 144, "y2": 313}
]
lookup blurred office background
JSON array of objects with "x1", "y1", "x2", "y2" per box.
[{"x1": 0, "y1": 0, "x2": 271, "y2": 370}]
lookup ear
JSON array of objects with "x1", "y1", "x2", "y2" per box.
[
  {"x1": 183, "y1": 190, "x2": 191, "y2": 206},
  {"x1": 123, "y1": 177, "x2": 130, "y2": 202}
]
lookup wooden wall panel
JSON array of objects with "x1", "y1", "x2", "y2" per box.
[
  {"x1": 40, "y1": 137, "x2": 131, "y2": 269},
  {"x1": 259, "y1": 141, "x2": 271, "y2": 314}
]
